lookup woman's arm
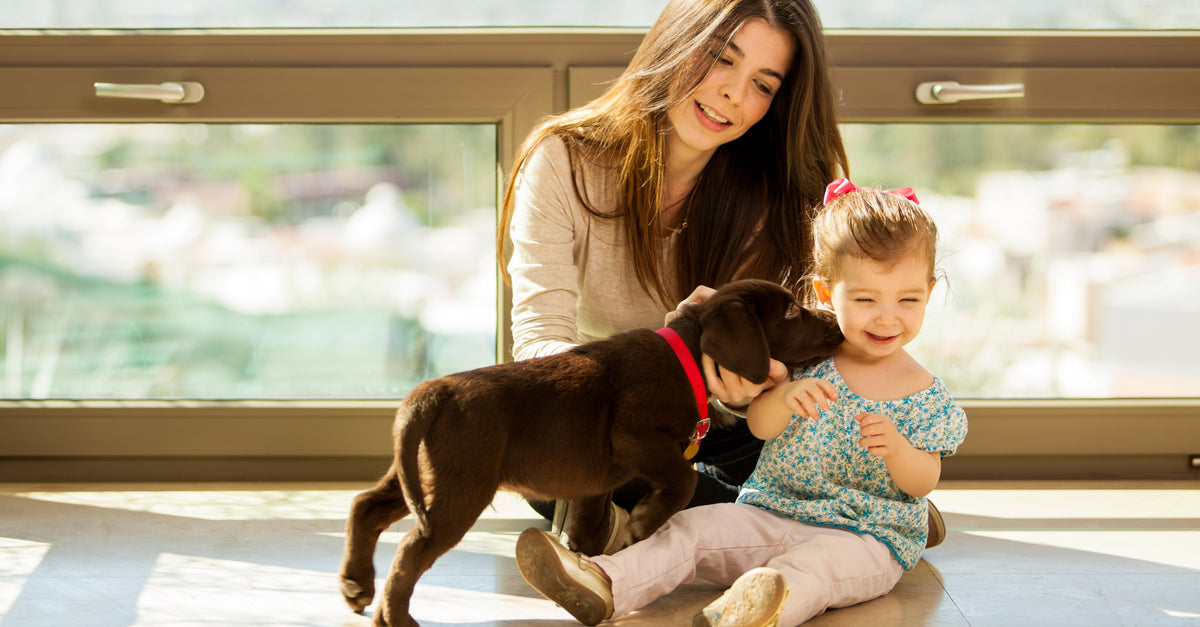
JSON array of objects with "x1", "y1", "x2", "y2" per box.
[{"x1": 507, "y1": 136, "x2": 583, "y2": 360}]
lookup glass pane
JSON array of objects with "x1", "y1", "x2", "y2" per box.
[
  {"x1": 3, "y1": 0, "x2": 1197, "y2": 30},
  {"x1": 816, "y1": 2, "x2": 1200, "y2": 30},
  {"x1": 0, "y1": 123, "x2": 497, "y2": 399},
  {"x1": 843, "y1": 123, "x2": 1200, "y2": 399}
]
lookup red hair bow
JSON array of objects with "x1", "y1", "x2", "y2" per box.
[{"x1": 823, "y1": 177, "x2": 919, "y2": 206}]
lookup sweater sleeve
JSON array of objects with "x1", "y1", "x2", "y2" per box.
[{"x1": 507, "y1": 136, "x2": 585, "y2": 360}]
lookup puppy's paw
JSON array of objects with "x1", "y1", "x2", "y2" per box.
[{"x1": 340, "y1": 575, "x2": 374, "y2": 612}]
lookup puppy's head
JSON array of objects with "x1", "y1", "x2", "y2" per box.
[{"x1": 687, "y1": 279, "x2": 842, "y2": 384}]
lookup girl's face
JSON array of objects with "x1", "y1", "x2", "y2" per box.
[
  {"x1": 816, "y1": 252, "x2": 936, "y2": 362},
  {"x1": 665, "y1": 17, "x2": 794, "y2": 166}
]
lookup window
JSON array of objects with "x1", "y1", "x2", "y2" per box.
[
  {"x1": 1, "y1": 15, "x2": 1197, "y2": 479},
  {"x1": 568, "y1": 33, "x2": 1200, "y2": 403},
  {"x1": 846, "y1": 123, "x2": 1200, "y2": 399},
  {"x1": 1, "y1": 123, "x2": 496, "y2": 399},
  {"x1": 4, "y1": 1, "x2": 1198, "y2": 29}
]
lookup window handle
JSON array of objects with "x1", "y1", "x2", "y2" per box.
[
  {"x1": 915, "y1": 81, "x2": 1024, "y2": 104},
  {"x1": 94, "y1": 81, "x2": 205, "y2": 104}
]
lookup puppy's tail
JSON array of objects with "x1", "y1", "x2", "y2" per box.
[{"x1": 395, "y1": 382, "x2": 440, "y2": 534}]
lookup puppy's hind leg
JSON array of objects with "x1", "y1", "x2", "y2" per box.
[
  {"x1": 376, "y1": 480, "x2": 497, "y2": 627},
  {"x1": 340, "y1": 469, "x2": 410, "y2": 612}
]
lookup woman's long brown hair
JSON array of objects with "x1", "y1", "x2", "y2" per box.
[{"x1": 497, "y1": 0, "x2": 848, "y2": 307}]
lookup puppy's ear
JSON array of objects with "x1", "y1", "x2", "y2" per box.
[
  {"x1": 768, "y1": 308, "x2": 843, "y2": 369},
  {"x1": 698, "y1": 300, "x2": 772, "y2": 384}
]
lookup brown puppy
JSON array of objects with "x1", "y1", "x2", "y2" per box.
[{"x1": 339, "y1": 278, "x2": 842, "y2": 627}]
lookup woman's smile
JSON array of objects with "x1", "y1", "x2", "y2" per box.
[{"x1": 694, "y1": 101, "x2": 731, "y2": 129}]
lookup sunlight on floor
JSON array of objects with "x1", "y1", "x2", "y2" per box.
[
  {"x1": 931, "y1": 482, "x2": 1200, "y2": 520},
  {"x1": 0, "y1": 538, "x2": 50, "y2": 618},
  {"x1": 1, "y1": 481, "x2": 1197, "y2": 626},
  {"x1": 12, "y1": 484, "x2": 361, "y2": 521},
  {"x1": 931, "y1": 481, "x2": 1200, "y2": 571}
]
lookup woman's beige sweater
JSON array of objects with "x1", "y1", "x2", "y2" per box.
[{"x1": 507, "y1": 135, "x2": 679, "y2": 360}]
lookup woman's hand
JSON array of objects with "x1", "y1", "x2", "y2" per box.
[
  {"x1": 676, "y1": 283, "x2": 787, "y2": 406},
  {"x1": 665, "y1": 285, "x2": 716, "y2": 326},
  {"x1": 701, "y1": 354, "x2": 789, "y2": 406}
]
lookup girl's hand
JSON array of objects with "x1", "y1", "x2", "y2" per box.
[
  {"x1": 856, "y1": 412, "x2": 906, "y2": 458},
  {"x1": 701, "y1": 354, "x2": 788, "y2": 406},
  {"x1": 783, "y1": 378, "x2": 838, "y2": 419},
  {"x1": 665, "y1": 285, "x2": 716, "y2": 326},
  {"x1": 856, "y1": 412, "x2": 942, "y2": 497}
]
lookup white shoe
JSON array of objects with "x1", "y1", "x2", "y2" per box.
[
  {"x1": 692, "y1": 567, "x2": 789, "y2": 627},
  {"x1": 600, "y1": 501, "x2": 634, "y2": 555},
  {"x1": 558, "y1": 500, "x2": 634, "y2": 556},
  {"x1": 516, "y1": 528, "x2": 614, "y2": 625}
]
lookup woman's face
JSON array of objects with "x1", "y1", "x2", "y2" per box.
[{"x1": 666, "y1": 17, "x2": 795, "y2": 167}]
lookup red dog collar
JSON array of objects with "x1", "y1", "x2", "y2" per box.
[{"x1": 655, "y1": 327, "x2": 709, "y2": 459}]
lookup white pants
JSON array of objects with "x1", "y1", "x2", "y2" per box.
[{"x1": 591, "y1": 503, "x2": 904, "y2": 626}]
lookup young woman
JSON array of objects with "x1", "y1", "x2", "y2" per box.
[
  {"x1": 499, "y1": 0, "x2": 957, "y2": 554},
  {"x1": 514, "y1": 180, "x2": 969, "y2": 626}
]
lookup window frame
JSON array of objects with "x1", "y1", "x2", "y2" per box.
[{"x1": 1, "y1": 28, "x2": 1198, "y2": 481}]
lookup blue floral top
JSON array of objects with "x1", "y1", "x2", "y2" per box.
[{"x1": 737, "y1": 357, "x2": 968, "y2": 569}]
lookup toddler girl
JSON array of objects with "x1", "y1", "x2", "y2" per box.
[{"x1": 516, "y1": 178, "x2": 969, "y2": 626}]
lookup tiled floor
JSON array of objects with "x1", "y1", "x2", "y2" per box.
[{"x1": 1, "y1": 480, "x2": 1197, "y2": 627}]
